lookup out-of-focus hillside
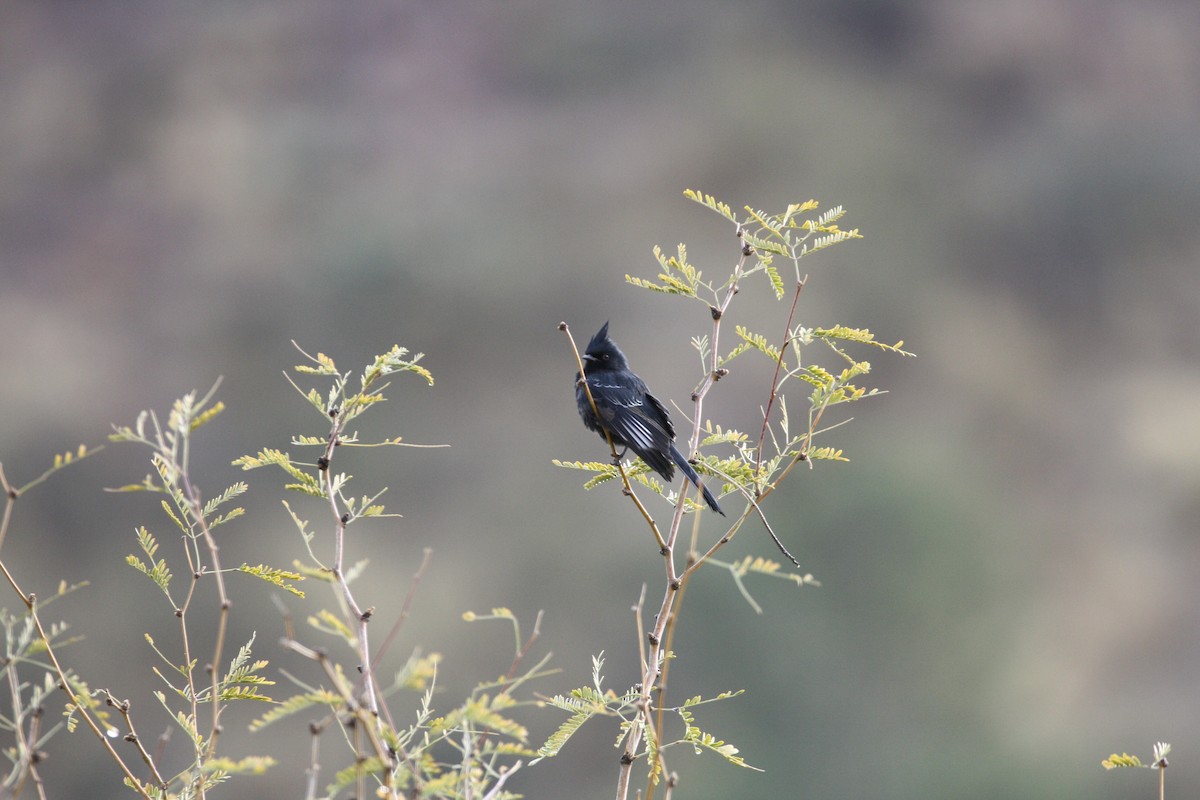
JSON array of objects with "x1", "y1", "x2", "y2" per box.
[{"x1": 2, "y1": 2, "x2": 1198, "y2": 797}]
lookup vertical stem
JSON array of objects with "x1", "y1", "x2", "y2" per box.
[
  {"x1": 323, "y1": 417, "x2": 380, "y2": 718},
  {"x1": 620, "y1": 233, "x2": 750, "y2": 800},
  {"x1": 317, "y1": 409, "x2": 399, "y2": 797}
]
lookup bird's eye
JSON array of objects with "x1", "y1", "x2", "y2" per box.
[{"x1": 602, "y1": 354, "x2": 609, "y2": 360}]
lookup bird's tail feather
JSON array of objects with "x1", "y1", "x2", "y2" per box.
[{"x1": 670, "y1": 445, "x2": 725, "y2": 515}]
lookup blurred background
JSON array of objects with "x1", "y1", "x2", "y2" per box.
[{"x1": 3, "y1": 0, "x2": 1199, "y2": 797}]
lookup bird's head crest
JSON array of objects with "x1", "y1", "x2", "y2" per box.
[
  {"x1": 586, "y1": 321, "x2": 611, "y2": 352},
  {"x1": 582, "y1": 321, "x2": 627, "y2": 371}
]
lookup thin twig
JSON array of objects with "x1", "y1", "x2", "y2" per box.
[
  {"x1": 314, "y1": 406, "x2": 409, "y2": 798},
  {"x1": 0, "y1": 477, "x2": 152, "y2": 799},
  {"x1": 0, "y1": 465, "x2": 16, "y2": 556},
  {"x1": 506, "y1": 609, "x2": 544, "y2": 681},
  {"x1": 24, "y1": 589, "x2": 151, "y2": 798},
  {"x1": 104, "y1": 691, "x2": 168, "y2": 791},
  {"x1": 304, "y1": 721, "x2": 321, "y2": 800},
  {"x1": 691, "y1": 461, "x2": 799, "y2": 568},
  {"x1": 370, "y1": 546, "x2": 435, "y2": 737},
  {"x1": 481, "y1": 761, "x2": 523, "y2": 800},
  {"x1": 753, "y1": 277, "x2": 807, "y2": 483},
  {"x1": 371, "y1": 547, "x2": 434, "y2": 674},
  {"x1": 6, "y1": 645, "x2": 40, "y2": 798}
]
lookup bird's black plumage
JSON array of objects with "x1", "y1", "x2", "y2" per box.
[{"x1": 576, "y1": 322, "x2": 724, "y2": 515}]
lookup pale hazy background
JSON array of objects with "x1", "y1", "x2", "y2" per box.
[{"x1": 3, "y1": 1, "x2": 1200, "y2": 798}]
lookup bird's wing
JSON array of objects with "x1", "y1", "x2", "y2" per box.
[
  {"x1": 641, "y1": 390, "x2": 676, "y2": 440},
  {"x1": 586, "y1": 375, "x2": 672, "y2": 452}
]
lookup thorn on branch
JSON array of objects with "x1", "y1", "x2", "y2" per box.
[
  {"x1": 557, "y1": 321, "x2": 568, "y2": 331},
  {"x1": 361, "y1": 607, "x2": 374, "y2": 621},
  {"x1": 340, "y1": 512, "x2": 351, "y2": 525},
  {"x1": 709, "y1": 305, "x2": 722, "y2": 321},
  {"x1": 317, "y1": 456, "x2": 329, "y2": 471},
  {"x1": 647, "y1": 633, "x2": 659, "y2": 647},
  {"x1": 742, "y1": 241, "x2": 754, "y2": 257},
  {"x1": 328, "y1": 406, "x2": 339, "y2": 418},
  {"x1": 620, "y1": 752, "x2": 635, "y2": 766}
]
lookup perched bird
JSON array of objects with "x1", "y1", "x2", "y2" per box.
[{"x1": 576, "y1": 322, "x2": 724, "y2": 515}]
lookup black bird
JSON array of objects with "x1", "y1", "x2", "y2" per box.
[{"x1": 576, "y1": 322, "x2": 724, "y2": 515}]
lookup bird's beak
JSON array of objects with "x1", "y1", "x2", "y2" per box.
[{"x1": 582, "y1": 353, "x2": 597, "y2": 363}]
